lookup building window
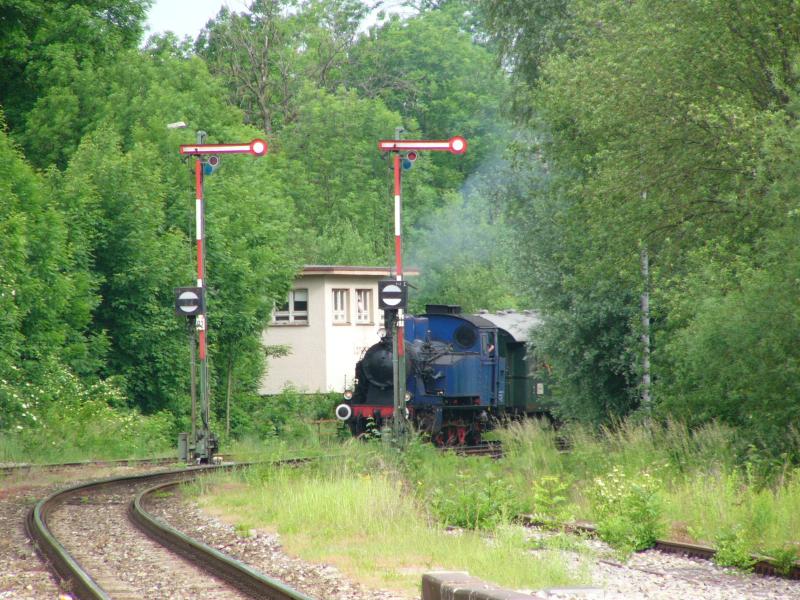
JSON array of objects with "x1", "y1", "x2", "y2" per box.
[
  {"x1": 356, "y1": 289, "x2": 373, "y2": 324},
  {"x1": 333, "y1": 289, "x2": 349, "y2": 323},
  {"x1": 273, "y1": 289, "x2": 308, "y2": 324}
]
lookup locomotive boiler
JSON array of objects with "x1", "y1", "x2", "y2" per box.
[{"x1": 335, "y1": 304, "x2": 550, "y2": 445}]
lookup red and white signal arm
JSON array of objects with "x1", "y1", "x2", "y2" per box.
[
  {"x1": 179, "y1": 138, "x2": 268, "y2": 156},
  {"x1": 378, "y1": 136, "x2": 468, "y2": 155}
]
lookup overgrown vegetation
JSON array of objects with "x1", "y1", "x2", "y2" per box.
[
  {"x1": 194, "y1": 419, "x2": 800, "y2": 597},
  {"x1": 496, "y1": 420, "x2": 800, "y2": 559},
  {"x1": 0, "y1": 361, "x2": 172, "y2": 462},
  {"x1": 0, "y1": 1, "x2": 515, "y2": 451},
  {"x1": 192, "y1": 439, "x2": 584, "y2": 596},
  {"x1": 480, "y1": 0, "x2": 800, "y2": 461}
]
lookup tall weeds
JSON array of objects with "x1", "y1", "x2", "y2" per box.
[{"x1": 496, "y1": 418, "x2": 799, "y2": 558}]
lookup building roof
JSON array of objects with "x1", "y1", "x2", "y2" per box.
[{"x1": 300, "y1": 265, "x2": 420, "y2": 277}]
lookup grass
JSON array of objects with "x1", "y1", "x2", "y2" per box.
[
  {"x1": 189, "y1": 417, "x2": 800, "y2": 596},
  {"x1": 0, "y1": 431, "x2": 174, "y2": 464},
  {"x1": 219, "y1": 432, "x2": 345, "y2": 462},
  {"x1": 663, "y1": 468, "x2": 800, "y2": 555},
  {"x1": 191, "y1": 442, "x2": 587, "y2": 597}
]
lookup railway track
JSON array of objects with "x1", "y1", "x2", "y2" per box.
[
  {"x1": 522, "y1": 516, "x2": 800, "y2": 580},
  {"x1": 26, "y1": 464, "x2": 313, "y2": 599},
  {"x1": 442, "y1": 440, "x2": 504, "y2": 458},
  {"x1": 0, "y1": 456, "x2": 181, "y2": 477}
]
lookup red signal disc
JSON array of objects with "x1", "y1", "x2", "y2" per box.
[
  {"x1": 250, "y1": 139, "x2": 268, "y2": 155},
  {"x1": 449, "y1": 136, "x2": 467, "y2": 154}
]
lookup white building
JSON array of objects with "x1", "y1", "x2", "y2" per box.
[{"x1": 259, "y1": 265, "x2": 415, "y2": 395}]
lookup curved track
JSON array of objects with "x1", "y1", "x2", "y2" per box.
[
  {"x1": 26, "y1": 465, "x2": 314, "y2": 599},
  {"x1": 132, "y1": 479, "x2": 312, "y2": 599},
  {"x1": 0, "y1": 457, "x2": 181, "y2": 477}
]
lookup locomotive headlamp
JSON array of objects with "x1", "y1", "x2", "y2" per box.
[
  {"x1": 404, "y1": 391, "x2": 412, "y2": 402},
  {"x1": 343, "y1": 389, "x2": 353, "y2": 400},
  {"x1": 335, "y1": 404, "x2": 352, "y2": 421}
]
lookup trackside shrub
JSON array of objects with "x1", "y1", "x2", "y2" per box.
[
  {"x1": 589, "y1": 467, "x2": 664, "y2": 555},
  {"x1": 713, "y1": 526, "x2": 757, "y2": 571},
  {"x1": 431, "y1": 469, "x2": 524, "y2": 529},
  {"x1": 233, "y1": 387, "x2": 338, "y2": 440},
  {"x1": 766, "y1": 546, "x2": 800, "y2": 576},
  {"x1": 0, "y1": 362, "x2": 173, "y2": 460},
  {"x1": 531, "y1": 475, "x2": 575, "y2": 526}
]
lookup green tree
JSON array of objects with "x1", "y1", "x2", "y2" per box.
[
  {"x1": 346, "y1": 6, "x2": 509, "y2": 188},
  {"x1": 482, "y1": 0, "x2": 800, "y2": 439},
  {"x1": 1, "y1": 0, "x2": 151, "y2": 166},
  {"x1": 196, "y1": 0, "x2": 367, "y2": 134},
  {"x1": 479, "y1": 0, "x2": 572, "y2": 120},
  {"x1": 202, "y1": 151, "x2": 301, "y2": 430},
  {"x1": 276, "y1": 85, "x2": 402, "y2": 263},
  {"x1": 61, "y1": 128, "x2": 192, "y2": 413},
  {"x1": 0, "y1": 120, "x2": 99, "y2": 379}
]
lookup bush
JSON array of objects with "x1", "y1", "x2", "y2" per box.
[
  {"x1": 713, "y1": 527, "x2": 757, "y2": 571},
  {"x1": 229, "y1": 387, "x2": 338, "y2": 440},
  {"x1": 430, "y1": 468, "x2": 525, "y2": 530},
  {"x1": 531, "y1": 475, "x2": 574, "y2": 525},
  {"x1": 589, "y1": 466, "x2": 664, "y2": 555},
  {"x1": 0, "y1": 361, "x2": 174, "y2": 461}
]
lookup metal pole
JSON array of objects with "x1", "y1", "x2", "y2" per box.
[
  {"x1": 392, "y1": 146, "x2": 407, "y2": 443},
  {"x1": 641, "y1": 243, "x2": 651, "y2": 413},
  {"x1": 189, "y1": 317, "x2": 197, "y2": 449},
  {"x1": 194, "y1": 131, "x2": 213, "y2": 462}
]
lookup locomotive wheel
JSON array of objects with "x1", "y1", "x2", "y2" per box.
[{"x1": 465, "y1": 430, "x2": 482, "y2": 446}]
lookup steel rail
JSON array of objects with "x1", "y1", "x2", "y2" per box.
[
  {"x1": 1, "y1": 456, "x2": 182, "y2": 477},
  {"x1": 131, "y1": 480, "x2": 314, "y2": 600},
  {"x1": 521, "y1": 516, "x2": 800, "y2": 580},
  {"x1": 26, "y1": 465, "x2": 223, "y2": 599},
  {"x1": 440, "y1": 441, "x2": 504, "y2": 458},
  {"x1": 652, "y1": 539, "x2": 800, "y2": 579}
]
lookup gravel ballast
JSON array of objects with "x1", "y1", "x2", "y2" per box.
[
  {"x1": 3, "y1": 465, "x2": 800, "y2": 599},
  {"x1": 150, "y1": 484, "x2": 800, "y2": 600}
]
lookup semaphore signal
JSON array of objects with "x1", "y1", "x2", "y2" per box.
[
  {"x1": 179, "y1": 138, "x2": 268, "y2": 156},
  {"x1": 177, "y1": 132, "x2": 268, "y2": 463},
  {"x1": 378, "y1": 136, "x2": 467, "y2": 155},
  {"x1": 377, "y1": 129, "x2": 468, "y2": 443}
]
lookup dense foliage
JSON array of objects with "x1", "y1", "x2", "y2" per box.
[
  {"x1": 481, "y1": 0, "x2": 800, "y2": 461},
  {"x1": 0, "y1": 0, "x2": 515, "y2": 450},
  {"x1": 4, "y1": 0, "x2": 799, "y2": 464}
]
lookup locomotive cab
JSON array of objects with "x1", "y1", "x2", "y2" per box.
[{"x1": 402, "y1": 306, "x2": 507, "y2": 445}]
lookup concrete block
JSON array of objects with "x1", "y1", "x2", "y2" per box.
[{"x1": 422, "y1": 571, "x2": 548, "y2": 600}]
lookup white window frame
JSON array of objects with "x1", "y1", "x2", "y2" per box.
[
  {"x1": 333, "y1": 288, "x2": 350, "y2": 324},
  {"x1": 355, "y1": 289, "x2": 373, "y2": 324},
  {"x1": 273, "y1": 289, "x2": 308, "y2": 324}
]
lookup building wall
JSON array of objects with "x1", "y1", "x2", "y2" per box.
[
  {"x1": 321, "y1": 276, "x2": 384, "y2": 392},
  {"x1": 259, "y1": 276, "x2": 327, "y2": 394},
  {"x1": 259, "y1": 269, "x2": 392, "y2": 395}
]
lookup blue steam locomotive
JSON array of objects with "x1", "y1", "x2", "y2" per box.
[{"x1": 334, "y1": 304, "x2": 550, "y2": 445}]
